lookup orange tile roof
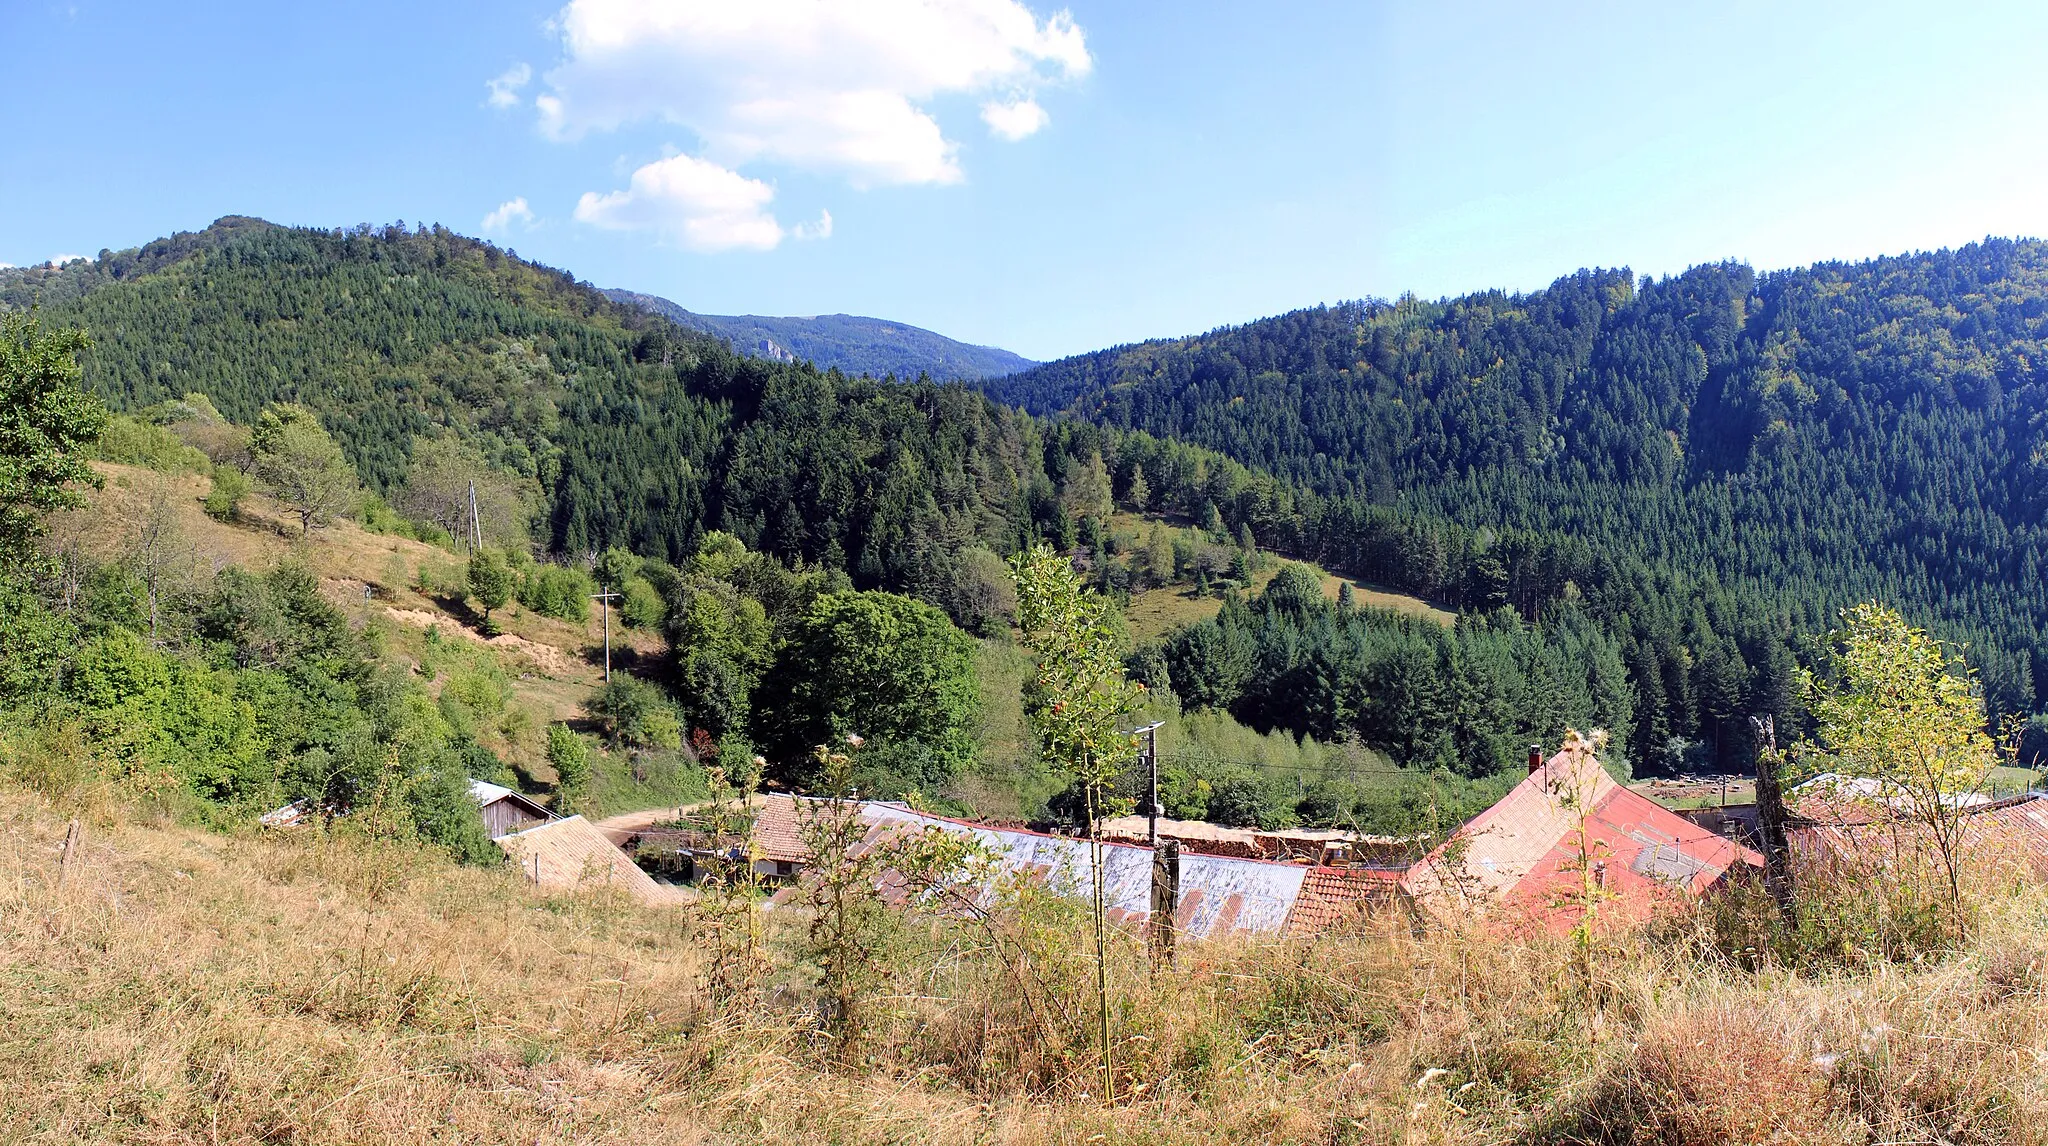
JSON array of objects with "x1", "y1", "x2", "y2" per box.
[
  {"x1": 750, "y1": 793, "x2": 810, "y2": 864},
  {"x1": 1283, "y1": 866, "x2": 1405, "y2": 936}
]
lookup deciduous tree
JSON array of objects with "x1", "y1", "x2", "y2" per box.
[
  {"x1": 0, "y1": 312, "x2": 107, "y2": 562},
  {"x1": 249, "y1": 404, "x2": 358, "y2": 536}
]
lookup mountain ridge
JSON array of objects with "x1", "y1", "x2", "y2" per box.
[{"x1": 604, "y1": 288, "x2": 1036, "y2": 381}]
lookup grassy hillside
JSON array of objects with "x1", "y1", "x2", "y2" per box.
[
  {"x1": 54, "y1": 459, "x2": 703, "y2": 816},
  {"x1": 5, "y1": 781, "x2": 2045, "y2": 1144},
  {"x1": 0, "y1": 218, "x2": 1057, "y2": 583}
]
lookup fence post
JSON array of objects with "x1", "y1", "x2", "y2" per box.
[
  {"x1": 1150, "y1": 838, "x2": 1180, "y2": 966},
  {"x1": 1749, "y1": 715, "x2": 1797, "y2": 926}
]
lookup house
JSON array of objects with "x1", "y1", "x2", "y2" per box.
[
  {"x1": 747, "y1": 793, "x2": 810, "y2": 880},
  {"x1": 846, "y1": 802, "x2": 1399, "y2": 940},
  {"x1": 1788, "y1": 772, "x2": 1996, "y2": 828},
  {"x1": 494, "y1": 815, "x2": 689, "y2": 906},
  {"x1": 621, "y1": 793, "x2": 814, "y2": 884},
  {"x1": 1792, "y1": 790, "x2": 2048, "y2": 877},
  {"x1": 469, "y1": 780, "x2": 554, "y2": 839},
  {"x1": 1283, "y1": 865, "x2": 1408, "y2": 936},
  {"x1": 1402, "y1": 735, "x2": 1761, "y2": 931}
]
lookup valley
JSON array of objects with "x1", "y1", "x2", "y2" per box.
[{"x1": 6, "y1": 217, "x2": 2048, "y2": 1145}]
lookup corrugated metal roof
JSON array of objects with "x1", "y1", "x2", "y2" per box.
[
  {"x1": 494, "y1": 815, "x2": 689, "y2": 906},
  {"x1": 858, "y1": 804, "x2": 1313, "y2": 939},
  {"x1": 1404, "y1": 740, "x2": 1760, "y2": 930},
  {"x1": 469, "y1": 780, "x2": 551, "y2": 817},
  {"x1": 1795, "y1": 792, "x2": 2048, "y2": 875}
]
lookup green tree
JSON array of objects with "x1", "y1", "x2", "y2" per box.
[
  {"x1": 546, "y1": 722, "x2": 592, "y2": 814},
  {"x1": 249, "y1": 404, "x2": 358, "y2": 535},
  {"x1": 1008, "y1": 543, "x2": 1144, "y2": 1102},
  {"x1": 1795, "y1": 602, "x2": 2001, "y2": 943},
  {"x1": 759, "y1": 590, "x2": 979, "y2": 796},
  {"x1": 203, "y1": 467, "x2": 250, "y2": 521},
  {"x1": 396, "y1": 436, "x2": 535, "y2": 551},
  {"x1": 1125, "y1": 463, "x2": 1151, "y2": 512},
  {"x1": 596, "y1": 546, "x2": 640, "y2": 592},
  {"x1": 0, "y1": 312, "x2": 108, "y2": 562},
  {"x1": 466, "y1": 549, "x2": 515, "y2": 628},
  {"x1": 588, "y1": 675, "x2": 682, "y2": 751}
]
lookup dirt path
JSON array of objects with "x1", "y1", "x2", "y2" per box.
[{"x1": 590, "y1": 797, "x2": 755, "y2": 846}]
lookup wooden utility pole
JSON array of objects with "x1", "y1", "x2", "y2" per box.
[
  {"x1": 1127, "y1": 720, "x2": 1173, "y2": 962},
  {"x1": 1749, "y1": 714, "x2": 1797, "y2": 925},
  {"x1": 590, "y1": 590, "x2": 621, "y2": 682},
  {"x1": 1151, "y1": 839, "x2": 1180, "y2": 964}
]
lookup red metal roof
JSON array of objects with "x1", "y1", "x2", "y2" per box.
[{"x1": 1404, "y1": 738, "x2": 1761, "y2": 932}]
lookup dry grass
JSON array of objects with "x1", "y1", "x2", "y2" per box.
[
  {"x1": 1125, "y1": 566, "x2": 1452, "y2": 643},
  {"x1": 53, "y1": 462, "x2": 617, "y2": 772},
  {"x1": 8, "y1": 782, "x2": 2048, "y2": 1144}
]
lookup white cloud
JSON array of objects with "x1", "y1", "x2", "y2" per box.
[
  {"x1": 0, "y1": 263, "x2": 13, "y2": 270},
  {"x1": 486, "y1": 62, "x2": 532, "y2": 109},
  {"x1": 535, "y1": 0, "x2": 1089, "y2": 186},
  {"x1": 981, "y1": 96, "x2": 1049, "y2": 141},
  {"x1": 481, "y1": 197, "x2": 536, "y2": 232},
  {"x1": 574, "y1": 153, "x2": 786, "y2": 252},
  {"x1": 792, "y1": 210, "x2": 833, "y2": 241}
]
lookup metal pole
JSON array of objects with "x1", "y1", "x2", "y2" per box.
[
  {"x1": 1124, "y1": 721, "x2": 1164, "y2": 844},
  {"x1": 590, "y1": 590, "x2": 621, "y2": 683},
  {"x1": 1145, "y1": 723, "x2": 1160, "y2": 844}
]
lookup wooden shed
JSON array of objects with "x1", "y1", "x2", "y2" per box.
[{"x1": 470, "y1": 780, "x2": 553, "y2": 839}]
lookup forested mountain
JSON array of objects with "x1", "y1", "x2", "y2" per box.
[
  {"x1": 0, "y1": 217, "x2": 1063, "y2": 593},
  {"x1": 17, "y1": 215, "x2": 2048, "y2": 785},
  {"x1": 989, "y1": 243, "x2": 2048, "y2": 764},
  {"x1": 605, "y1": 289, "x2": 1036, "y2": 382}
]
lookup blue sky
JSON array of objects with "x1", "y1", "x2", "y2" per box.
[{"x1": 7, "y1": 1, "x2": 2048, "y2": 361}]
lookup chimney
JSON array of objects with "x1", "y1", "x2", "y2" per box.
[{"x1": 1528, "y1": 744, "x2": 1544, "y2": 774}]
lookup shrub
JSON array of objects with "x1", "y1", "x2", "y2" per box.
[
  {"x1": 546, "y1": 723, "x2": 591, "y2": 814},
  {"x1": 202, "y1": 467, "x2": 250, "y2": 521},
  {"x1": 588, "y1": 677, "x2": 683, "y2": 751}
]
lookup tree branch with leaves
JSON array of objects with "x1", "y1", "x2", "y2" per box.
[{"x1": 1008, "y1": 543, "x2": 1143, "y2": 1103}]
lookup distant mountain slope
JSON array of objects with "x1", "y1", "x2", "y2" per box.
[
  {"x1": 0, "y1": 217, "x2": 1059, "y2": 589},
  {"x1": 987, "y1": 242, "x2": 2048, "y2": 725},
  {"x1": 604, "y1": 289, "x2": 1036, "y2": 381}
]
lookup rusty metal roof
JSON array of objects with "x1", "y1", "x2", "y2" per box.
[
  {"x1": 1404, "y1": 740, "x2": 1760, "y2": 930},
  {"x1": 1794, "y1": 792, "x2": 2048, "y2": 875}
]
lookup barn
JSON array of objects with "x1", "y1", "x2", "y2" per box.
[{"x1": 469, "y1": 780, "x2": 554, "y2": 839}]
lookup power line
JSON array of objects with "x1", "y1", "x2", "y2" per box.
[{"x1": 1127, "y1": 752, "x2": 1442, "y2": 779}]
